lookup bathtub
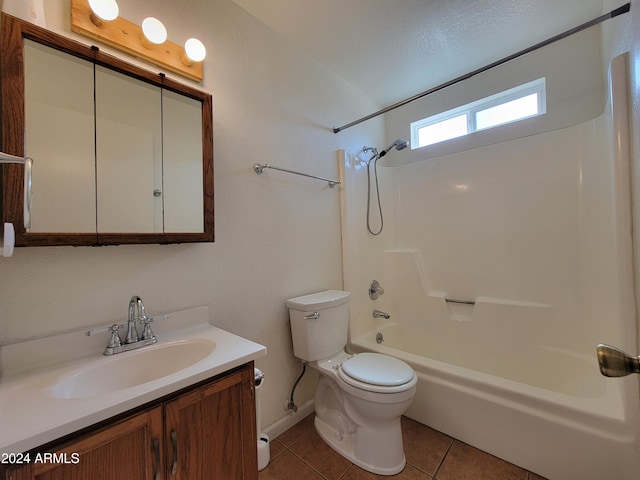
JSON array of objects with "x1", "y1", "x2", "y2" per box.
[
  {"x1": 339, "y1": 51, "x2": 640, "y2": 480},
  {"x1": 350, "y1": 322, "x2": 640, "y2": 480}
]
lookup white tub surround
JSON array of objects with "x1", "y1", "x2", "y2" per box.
[
  {"x1": 0, "y1": 306, "x2": 266, "y2": 455},
  {"x1": 340, "y1": 53, "x2": 640, "y2": 480}
]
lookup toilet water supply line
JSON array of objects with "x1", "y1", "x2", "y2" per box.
[{"x1": 286, "y1": 361, "x2": 307, "y2": 413}]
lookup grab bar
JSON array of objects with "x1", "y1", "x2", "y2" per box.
[
  {"x1": 445, "y1": 298, "x2": 476, "y2": 306},
  {"x1": 253, "y1": 163, "x2": 341, "y2": 188}
]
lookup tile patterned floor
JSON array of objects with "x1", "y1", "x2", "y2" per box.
[{"x1": 259, "y1": 414, "x2": 548, "y2": 480}]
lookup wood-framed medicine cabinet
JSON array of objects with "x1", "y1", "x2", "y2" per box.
[{"x1": 0, "y1": 13, "x2": 214, "y2": 246}]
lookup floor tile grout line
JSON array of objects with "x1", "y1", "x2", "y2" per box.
[
  {"x1": 268, "y1": 415, "x2": 547, "y2": 480},
  {"x1": 431, "y1": 438, "x2": 455, "y2": 479},
  {"x1": 285, "y1": 435, "x2": 335, "y2": 480},
  {"x1": 337, "y1": 463, "x2": 355, "y2": 480}
]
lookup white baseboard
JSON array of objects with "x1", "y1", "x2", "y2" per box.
[{"x1": 262, "y1": 400, "x2": 315, "y2": 440}]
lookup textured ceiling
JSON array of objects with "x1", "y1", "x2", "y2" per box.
[{"x1": 232, "y1": 0, "x2": 607, "y2": 107}]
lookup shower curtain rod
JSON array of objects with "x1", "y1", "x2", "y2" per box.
[{"x1": 332, "y1": 2, "x2": 631, "y2": 134}]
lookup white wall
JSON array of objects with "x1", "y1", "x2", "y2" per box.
[{"x1": 0, "y1": 0, "x2": 384, "y2": 430}]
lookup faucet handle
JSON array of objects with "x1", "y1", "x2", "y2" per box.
[
  {"x1": 106, "y1": 324, "x2": 124, "y2": 348},
  {"x1": 139, "y1": 315, "x2": 156, "y2": 341},
  {"x1": 85, "y1": 323, "x2": 125, "y2": 337}
]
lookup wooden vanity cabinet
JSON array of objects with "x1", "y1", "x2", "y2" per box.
[
  {"x1": 1, "y1": 407, "x2": 163, "y2": 480},
  {"x1": 1, "y1": 363, "x2": 257, "y2": 480},
  {"x1": 165, "y1": 365, "x2": 258, "y2": 479}
]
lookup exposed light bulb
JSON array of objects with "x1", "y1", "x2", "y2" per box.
[
  {"x1": 88, "y1": 0, "x2": 119, "y2": 26},
  {"x1": 141, "y1": 17, "x2": 167, "y2": 47},
  {"x1": 182, "y1": 38, "x2": 206, "y2": 65}
]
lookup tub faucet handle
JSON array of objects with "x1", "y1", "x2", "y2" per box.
[{"x1": 369, "y1": 280, "x2": 384, "y2": 300}]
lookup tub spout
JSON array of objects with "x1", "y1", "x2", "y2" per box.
[{"x1": 373, "y1": 309, "x2": 390, "y2": 319}]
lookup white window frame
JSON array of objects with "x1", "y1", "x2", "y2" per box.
[{"x1": 410, "y1": 77, "x2": 546, "y2": 149}]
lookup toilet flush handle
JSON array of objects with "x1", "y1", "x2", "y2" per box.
[{"x1": 304, "y1": 312, "x2": 319, "y2": 320}]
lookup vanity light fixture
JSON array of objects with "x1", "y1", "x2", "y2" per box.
[
  {"x1": 88, "y1": 0, "x2": 119, "y2": 26},
  {"x1": 141, "y1": 17, "x2": 167, "y2": 47},
  {"x1": 71, "y1": 0, "x2": 204, "y2": 82},
  {"x1": 182, "y1": 38, "x2": 206, "y2": 65}
]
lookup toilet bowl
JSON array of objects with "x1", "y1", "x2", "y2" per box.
[{"x1": 286, "y1": 290, "x2": 417, "y2": 475}]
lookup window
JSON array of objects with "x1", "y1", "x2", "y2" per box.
[{"x1": 411, "y1": 78, "x2": 546, "y2": 149}]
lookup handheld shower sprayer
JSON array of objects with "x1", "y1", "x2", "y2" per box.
[
  {"x1": 362, "y1": 139, "x2": 408, "y2": 235},
  {"x1": 378, "y1": 139, "x2": 409, "y2": 158}
]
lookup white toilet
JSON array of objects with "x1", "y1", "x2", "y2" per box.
[{"x1": 286, "y1": 290, "x2": 417, "y2": 475}]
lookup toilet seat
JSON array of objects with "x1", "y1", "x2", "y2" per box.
[{"x1": 338, "y1": 353, "x2": 416, "y2": 394}]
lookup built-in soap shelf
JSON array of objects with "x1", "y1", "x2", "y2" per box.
[
  {"x1": 0, "y1": 223, "x2": 16, "y2": 257},
  {"x1": 432, "y1": 294, "x2": 552, "y2": 322},
  {"x1": 435, "y1": 295, "x2": 552, "y2": 309},
  {"x1": 382, "y1": 248, "x2": 552, "y2": 322}
]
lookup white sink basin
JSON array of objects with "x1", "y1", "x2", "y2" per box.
[
  {"x1": 0, "y1": 307, "x2": 267, "y2": 456},
  {"x1": 51, "y1": 339, "x2": 216, "y2": 399}
]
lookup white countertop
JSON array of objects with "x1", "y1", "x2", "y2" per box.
[{"x1": 0, "y1": 306, "x2": 266, "y2": 455}]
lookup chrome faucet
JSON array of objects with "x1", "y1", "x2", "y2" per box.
[
  {"x1": 373, "y1": 309, "x2": 390, "y2": 319},
  {"x1": 86, "y1": 296, "x2": 159, "y2": 355},
  {"x1": 126, "y1": 296, "x2": 143, "y2": 343}
]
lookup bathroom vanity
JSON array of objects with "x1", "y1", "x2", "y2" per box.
[
  {"x1": 0, "y1": 307, "x2": 266, "y2": 480},
  {"x1": 1, "y1": 365, "x2": 255, "y2": 480}
]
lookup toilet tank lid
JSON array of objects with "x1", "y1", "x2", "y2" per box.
[{"x1": 286, "y1": 290, "x2": 351, "y2": 311}]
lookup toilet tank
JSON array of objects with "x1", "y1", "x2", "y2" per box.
[{"x1": 286, "y1": 290, "x2": 351, "y2": 362}]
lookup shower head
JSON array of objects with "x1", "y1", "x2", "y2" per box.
[{"x1": 378, "y1": 139, "x2": 409, "y2": 157}]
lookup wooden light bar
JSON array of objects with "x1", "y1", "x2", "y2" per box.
[{"x1": 70, "y1": 0, "x2": 203, "y2": 82}]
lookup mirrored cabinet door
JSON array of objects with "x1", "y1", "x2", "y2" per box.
[
  {"x1": 95, "y1": 65, "x2": 162, "y2": 233},
  {"x1": 162, "y1": 89, "x2": 204, "y2": 233},
  {"x1": 24, "y1": 39, "x2": 96, "y2": 234}
]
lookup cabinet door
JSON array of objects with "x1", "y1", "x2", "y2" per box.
[
  {"x1": 1, "y1": 466, "x2": 32, "y2": 480},
  {"x1": 164, "y1": 367, "x2": 257, "y2": 480},
  {"x1": 24, "y1": 39, "x2": 96, "y2": 234},
  {"x1": 22, "y1": 407, "x2": 162, "y2": 480}
]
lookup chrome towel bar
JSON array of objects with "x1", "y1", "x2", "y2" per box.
[
  {"x1": 0, "y1": 151, "x2": 32, "y2": 230},
  {"x1": 253, "y1": 163, "x2": 341, "y2": 188}
]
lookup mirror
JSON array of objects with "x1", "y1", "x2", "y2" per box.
[{"x1": 1, "y1": 13, "x2": 214, "y2": 246}]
